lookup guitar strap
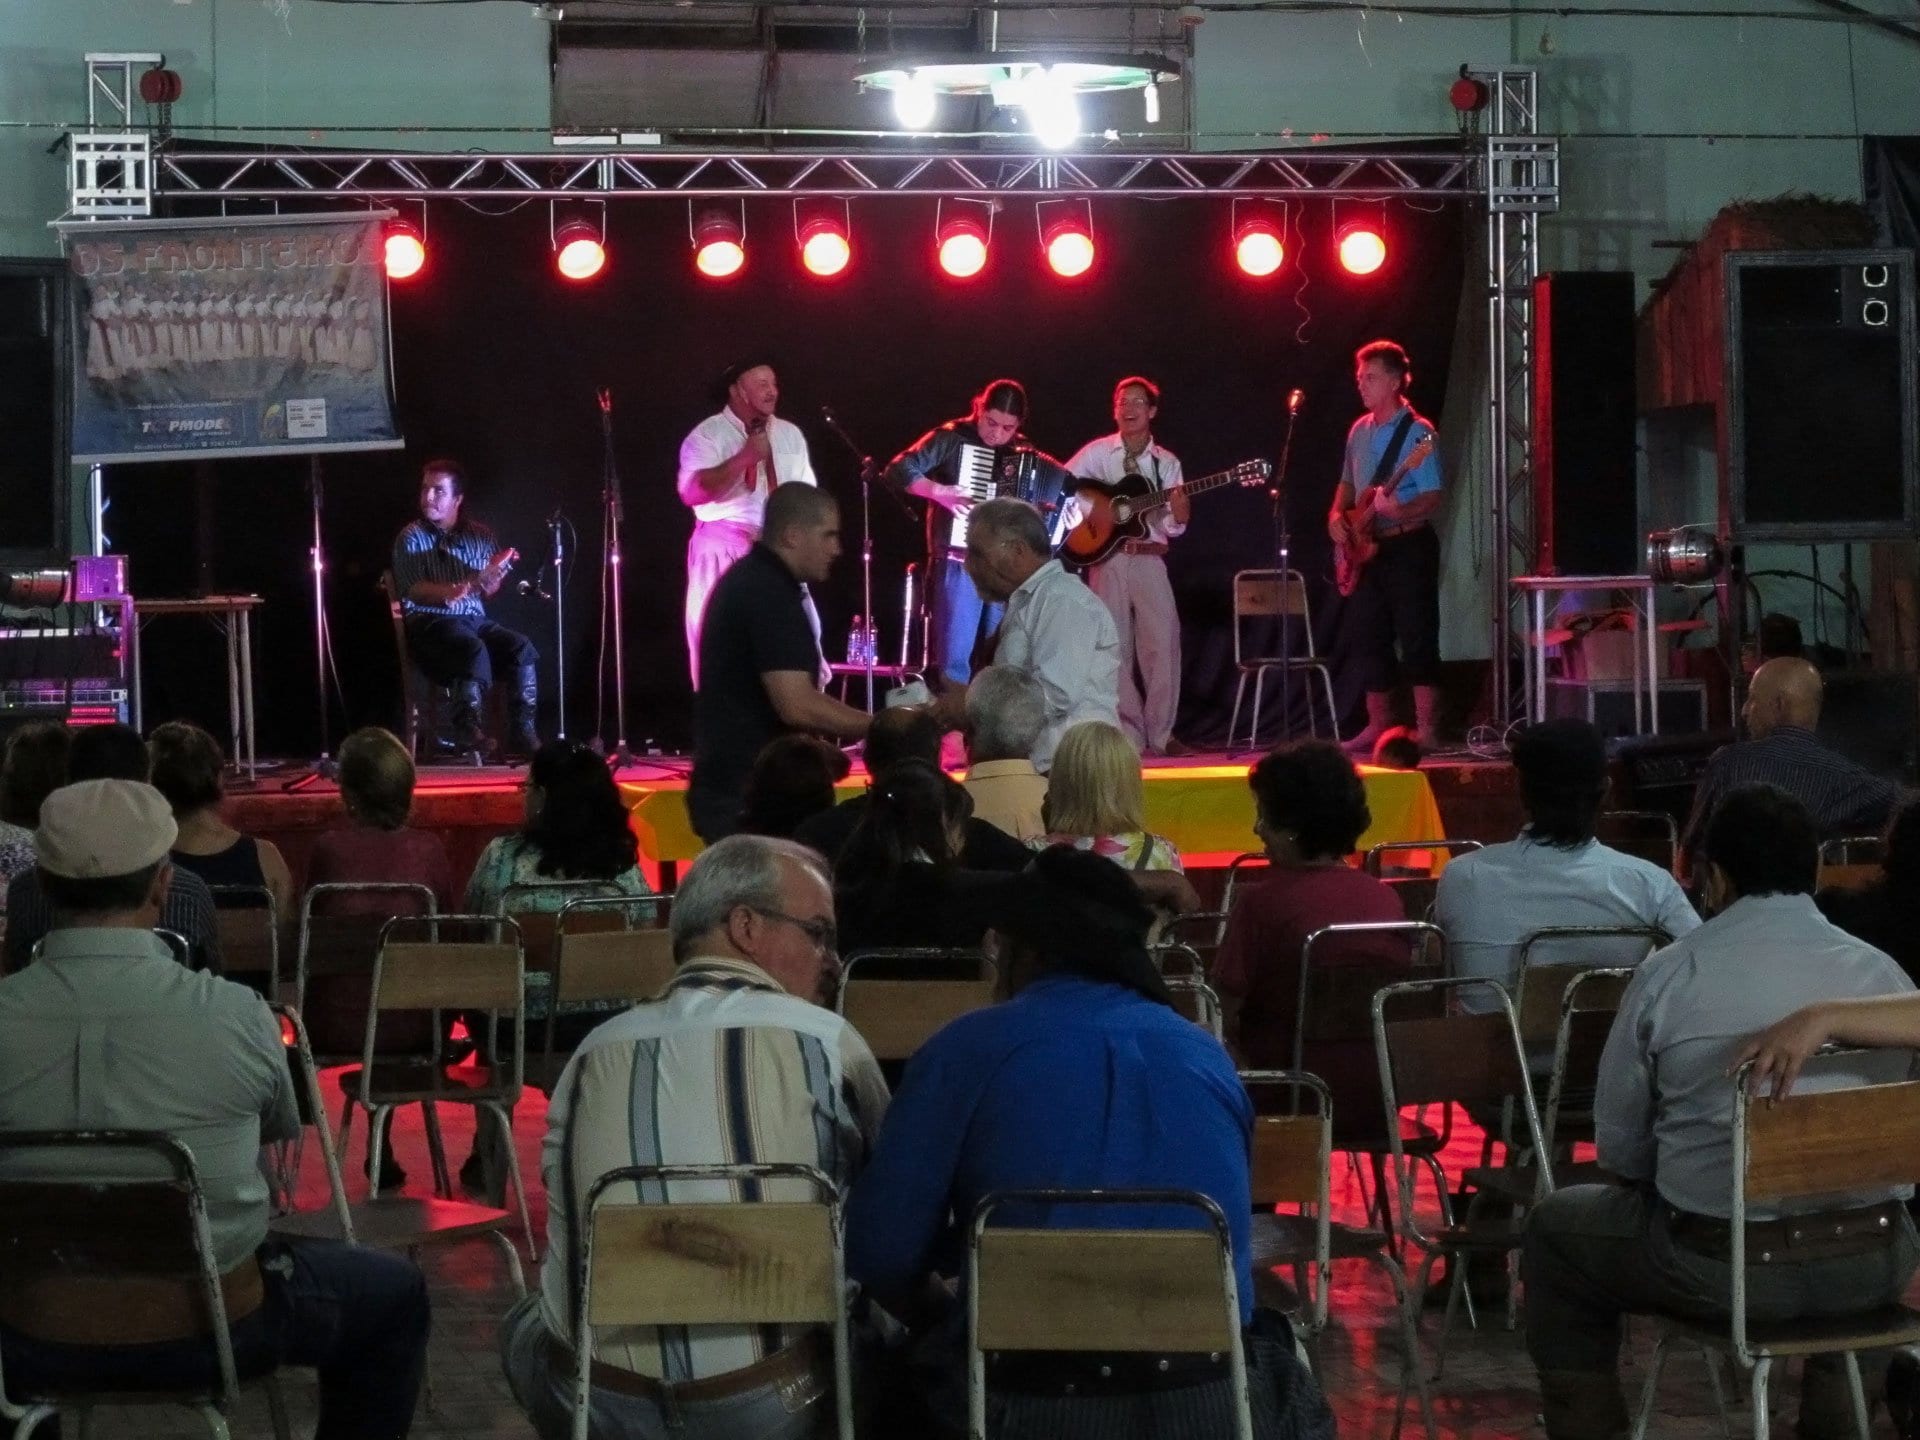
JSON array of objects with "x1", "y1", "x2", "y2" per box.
[{"x1": 1368, "y1": 411, "x2": 1417, "y2": 493}]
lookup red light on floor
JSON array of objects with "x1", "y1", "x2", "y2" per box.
[
  {"x1": 693, "y1": 209, "x2": 746, "y2": 279},
  {"x1": 937, "y1": 216, "x2": 989, "y2": 279},
  {"x1": 800, "y1": 218, "x2": 851, "y2": 277},
  {"x1": 1338, "y1": 223, "x2": 1388, "y2": 276},
  {"x1": 383, "y1": 222, "x2": 426, "y2": 281},
  {"x1": 1234, "y1": 219, "x2": 1285, "y2": 278},
  {"x1": 554, "y1": 221, "x2": 606, "y2": 281},
  {"x1": 1043, "y1": 219, "x2": 1095, "y2": 278}
]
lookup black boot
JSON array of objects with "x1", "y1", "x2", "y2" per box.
[
  {"x1": 507, "y1": 664, "x2": 540, "y2": 758},
  {"x1": 449, "y1": 679, "x2": 486, "y2": 755}
]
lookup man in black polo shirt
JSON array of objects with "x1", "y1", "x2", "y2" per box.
[{"x1": 690, "y1": 483, "x2": 874, "y2": 842}]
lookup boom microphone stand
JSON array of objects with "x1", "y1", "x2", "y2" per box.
[{"x1": 592, "y1": 388, "x2": 634, "y2": 768}]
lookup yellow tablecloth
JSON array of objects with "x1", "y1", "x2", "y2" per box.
[{"x1": 621, "y1": 763, "x2": 1444, "y2": 871}]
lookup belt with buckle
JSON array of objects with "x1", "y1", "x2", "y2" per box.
[
  {"x1": 987, "y1": 1348, "x2": 1227, "y2": 1396},
  {"x1": 1665, "y1": 1201, "x2": 1903, "y2": 1264},
  {"x1": 547, "y1": 1327, "x2": 827, "y2": 1407},
  {"x1": 1121, "y1": 540, "x2": 1169, "y2": 556}
]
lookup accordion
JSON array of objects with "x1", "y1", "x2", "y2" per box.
[{"x1": 946, "y1": 443, "x2": 1065, "y2": 552}]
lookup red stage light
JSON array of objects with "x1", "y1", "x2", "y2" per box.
[
  {"x1": 1042, "y1": 217, "x2": 1095, "y2": 278},
  {"x1": 1337, "y1": 222, "x2": 1387, "y2": 276},
  {"x1": 693, "y1": 209, "x2": 745, "y2": 279},
  {"x1": 383, "y1": 222, "x2": 426, "y2": 281},
  {"x1": 800, "y1": 217, "x2": 851, "y2": 277},
  {"x1": 1234, "y1": 218, "x2": 1285, "y2": 278},
  {"x1": 554, "y1": 220, "x2": 606, "y2": 281},
  {"x1": 937, "y1": 216, "x2": 989, "y2": 279}
]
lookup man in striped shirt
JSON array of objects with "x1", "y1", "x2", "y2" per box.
[
  {"x1": 391, "y1": 458, "x2": 539, "y2": 758},
  {"x1": 501, "y1": 834, "x2": 888, "y2": 1440}
]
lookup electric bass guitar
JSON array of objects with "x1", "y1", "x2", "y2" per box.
[
  {"x1": 1061, "y1": 458, "x2": 1272, "y2": 568},
  {"x1": 1332, "y1": 436, "x2": 1434, "y2": 597}
]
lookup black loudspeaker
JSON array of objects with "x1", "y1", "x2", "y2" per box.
[
  {"x1": 1727, "y1": 250, "x2": 1919, "y2": 542},
  {"x1": 1532, "y1": 271, "x2": 1639, "y2": 575},
  {"x1": 1817, "y1": 668, "x2": 1919, "y2": 782},
  {"x1": 0, "y1": 263, "x2": 67, "y2": 560}
]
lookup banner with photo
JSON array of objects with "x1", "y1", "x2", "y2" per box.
[{"x1": 61, "y1": 213, "x2": 404, "y2": 463}]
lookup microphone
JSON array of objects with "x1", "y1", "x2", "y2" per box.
[
  {"x1": 1287, "y1": 389, "x2": 1305, "y2": 414},
  {"x1": 821, "y1": 405, "x2": 838, "y2": 425},
  {"x1": 596, "y1": 387, "x2": 612, "y2": 415}
]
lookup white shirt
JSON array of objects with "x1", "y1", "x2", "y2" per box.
[
  {"x1": 1434, "y1": 833, "x2": 1702, "y2": 1011},
  {"x1": 1061, "y1": 434, "x2": 1188, "y2": 544},
  {"x1": 678, "y1": 409, "x2": 817, "y2": 526},
  {"x1": 997, "y1": 559, "x2": 1121, "y2": 771},
  {"x1": 1595, "y1": 893, "x2": 1914, "y2": 1219}
]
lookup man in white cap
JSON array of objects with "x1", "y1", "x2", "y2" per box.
[{"x1": 0, "y1": 779, "x2": 432, "y2": 1439}]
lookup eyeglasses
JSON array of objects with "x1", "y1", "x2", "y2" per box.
[{"x1": 750, "y1": 907, "x2": 838, "y2": 955}]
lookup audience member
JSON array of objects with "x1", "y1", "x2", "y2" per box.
[
  {"x1": 833, "y1": 759, "x2": 996, "y2": 955},
  {"x1": 1522, "y1": 784, "x2": 1917, "y2": 1440},
  {"x1": 960, "y1": 665, "x2": 1050, "y2": 842},
  {"x1": 1037, "y1": 720, "x2": 1183, "y2": 874},
  {"x1": 1436, "y1": 719, "x2": 1698, "y2": 1014},
  {"x1": 737, "y1": 733, "x2": 852, "y2": 839},
  {"x1": 0, "y1": 721, "x2": 69, "y2": 908},
  {"x1": 1680, "y1": 657, "x2": 1899, "y2": 875},
  {"x1": 845, "y1": 844, "x2": 1332, "y2": 1440},
  {"x1": 501, "y1": 834, "x2": 886, "y2": 1440},
  {"x1": 793, "y1": 707, "x2": 1030, "y2": 871},
  {"x1": 1818, "y1": 796, "x2": 1920, "y2": 982},
  {"x1": 1213, "y1": 741, "x2": 1410, "y2": 1131},
  {"x1": 0, "y1": 780, "x2": 430, "y2": 1438},
  {"x1": 149, "y1": 720, "x2": 295, "y2": 918},
  {"x1": 4, "y1": 723, "x2": 222, "y2": 973},
  {"x1": 306, "y1": 726, "x2": 456, "y2": 909}
]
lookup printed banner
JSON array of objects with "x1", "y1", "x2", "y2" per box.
[{"x1": 61, "y1": 214, "x2": 404, "y2": 463}]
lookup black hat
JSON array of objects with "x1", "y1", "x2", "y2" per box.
[
  {"x1": 712, "y1": 354, "x2": 778, "y2": 406},
  {"x1": 963, "y1": 845, "x2": 1171, "y2": 1005}
]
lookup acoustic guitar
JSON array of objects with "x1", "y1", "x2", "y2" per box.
[
  {"x1": 1332, "y1": 437, "x2": 1434, "y2": 597},
  {"x1": 1062, "y1": 458, "x2": 1272, "y2": 568}
]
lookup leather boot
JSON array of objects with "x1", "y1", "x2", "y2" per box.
[
  {"x1": 507, "y1": 664, "x2": 540, "y2": 759},
  {"x1": 449, "y1": 679, "x2": 486, "y2": 755},
  {"x1": 1413, "y1": 683, "x2": 1445, "y2": 751},
  {"x1": 1343, "y1": 690, "x2": 1397, "y2": 756},
  {"x1": 1536, "y1": 1368, "x2": 1631, "y2": 1440}
]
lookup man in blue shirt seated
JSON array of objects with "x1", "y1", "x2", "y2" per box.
[{"x1": 844, "y1": 844, "x2": 1332, "y2": 1440}]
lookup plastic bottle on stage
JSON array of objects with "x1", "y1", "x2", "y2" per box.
[{"x1": 846, "y1": 617, "x2": 868, "y2": 665}]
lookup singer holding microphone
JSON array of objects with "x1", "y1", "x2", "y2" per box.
[
  {"x1": 677, "y1": 356, "x2": 819, "y2": 687},
  {"x1": 1061, "y1": 376, "x2": 1193, "y2": 756}
]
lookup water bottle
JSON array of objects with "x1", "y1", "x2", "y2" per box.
[
  {"x1": 846, "y1": 616, "x2": 867, "y2": 665},
  {"x1": 863, "y1": 622, "x2": 880, "y2": 668}
]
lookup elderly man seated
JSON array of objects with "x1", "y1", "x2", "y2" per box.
[
  {"x1": 845, "y1": 844, "x2": 1333, "y2": 1440},
  {"x1": 1522, "y1": 784, "x2": 1918, "y2": 1440},
  {"x1": 501, "y1": 833, "x2": 889, "y2": 1440},
  {"x1": 0, "y1": 780, "x2": 430, "y2": 1439},
  {"x1": 960, "y1": 665, "x2": 1051, "y2": 843}
]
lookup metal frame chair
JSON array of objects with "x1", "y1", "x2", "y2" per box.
[
  {"x1": 1513, "y1": 925, "x2": 1667, "y2": 1063},
  {"x1": 833, "y1": 949, "x2": 997, "y2": 1062},
  {"x1": 1228, "y1": 568, "x2": 1339, "y2": 753},
  {"x1": 968, "y1": 1187, "x2": 1256, "y2": 1440},
  {"x1": 1240, "y1": 1069, "x2": 1437, "y2": 1440},
  {"x1": 1166, "y1": 973, "x2": 1227, "y2": 1040},
  {"x1": 1594, "y1": 809, "x2": 1682, "y2": 876},
  {"x1": 1165, "y1": 851, "x2": 1269, "y2": 958},
  {"x1": 1539, "y1": 966, "x2": 1635, "y2": 1160},
  {"x1": 572, "y1": 1162, "x2": 855, "y2": 1440},
  {"x1": 208, "y1": 884, "x2": 281, "y2": 1000},
  {"x1": 531, "y1": 894, "x2": 674, "y2": 1091},
  {"x1": 1629, "y1": 1054, "x2": 1920, "y2": 1440},
  {"x1": 295, "y1": 882, "x2": 438, "y2": 1058},
  {"x1": 0, "y1": 1130, "x2": 293, "y2": 1440},
  {"x1": 1363, "y1": 839, "x2": 1485, "y2": 877}
]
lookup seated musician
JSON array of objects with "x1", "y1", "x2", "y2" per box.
[{"x1": 882, "y1": 379, "x2": 1072, "y2": 687}]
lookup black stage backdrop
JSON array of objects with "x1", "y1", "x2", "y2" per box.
[{"x1": 108, "y1": 176, "x2": 1463, "y2": 757}]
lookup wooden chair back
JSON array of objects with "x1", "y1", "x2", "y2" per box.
[
  {"x1": 554, "y1": 927, "x2": 675, "y2": 1008},
  {"x1": 1740, "y1": 1066, "x2": 1920, "y2": 1206},
  {"x1": 1594, "y1": 809, "x2": 1681, "y2": 874},
  {"x1": 1542, "y1": 967, "x2": 1633, "y2": 1148},
  {"x1": 1821, "y1": 835, "x2": 1886, "y2": 868},
  {"x1": 1363, "y1": 839, "x2": 1483, "y2": 877},
  {"x1": 836, "y1": 953, "x2": 998, "y2": 1061},
  {"x1": 1296, "y1": 921, "x2": 1444, "y2": 1053},
  {"x1": 499, "y1": 882, "x2": 641, "y2": 977},
  {"x1": 209, "y1": 884, "x2": 280, "y2": 998},
  {"x1": 1232, "y1": 568, "x2": 1314, "y2": 666},
  {"x1": 1383, "y1": 876, "x2": 1438, "y2": 923},
  {"x1": 1515, "y1": 927, "x2": 1665, "y2": 1051},
  {"x1": 1240, "y1": 1071, "x2": 1332, "y2": 1209},
  {"x1": 1818, "y1": 862, "x2": 1884, "y2": 893}
]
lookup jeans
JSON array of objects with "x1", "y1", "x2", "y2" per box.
[
  {"x1": 1345, "y1": 524, "x2": 1440, "y2": 691},
  {"x1": 0, "y1": 1238, "x2": 430, "y2": 1440},
  {"x1": 932, "y1": 556, "x2": 1003, "y2": 687},
  {"x1": 499, "y1": 1294, "x2": 830, "y2": 1440},
  {"x1": 405, "y1": 613, "x2": 538, "y2": 688}
]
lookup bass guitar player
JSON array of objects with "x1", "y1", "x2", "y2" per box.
[{"x1": 1326, "y1": 339, "x2": 1446, "y2": 755}]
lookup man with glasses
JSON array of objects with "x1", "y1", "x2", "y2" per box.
[{"x1": 502, "y1": 833, "x2": 888, "y2": 1440}]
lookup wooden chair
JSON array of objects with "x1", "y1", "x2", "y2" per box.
[
  {"x1": 1821, "y1": 834, "x2": 1886, "y2": 867},
  {"x1": 1513, "y1": 925, "x2": 1667, "y2": 1062},
  {"x1": 572, "y1": 1162, "x2": 855, "y2": 1440},
  {"x1": 1363, "y1": 839, "x2": 1484, "y2": 877},
  {"x1": 1383, "y1": 876, "x2": 1439, "y2": 923},
  {"x1": 1228, "y1": 568, "x2": 1339, "y2": 753},
  {"x1": 531, "y1": 895, "x2": 674, "y2": 1093},
  {"x1": 1629, "y1": 1053, "x2": 1920, "y2": 1440},
  {"x1": 1162, "y1": 851, "x2": 1268, "y2": 961},
  {"x1": 1372, "y1": 976, "x2": 1552, "y2": 1375},
  {"x1": 0, "y1": 1130, "x2": 294, "y2": 1440},
  {"x1": 969, "y1": 1187, "x2": 1255, "y2": 1440},
  {"x1": 296, "y1": 882, "x2": 438, "y2": 1062},
  {"x1": 1539, "y1": 966, "x2": 1634, "y2": 1159},
  {"x1": 1594, "y1": 809, "x2": 1682, "y2": 875},
  {"x1": 1240, "y1": 1069, "x2": 1437, "y2": 1440},
  {"x1": 1165, "y1": 973, "x2": 1226, "y2": 1040},
  {"x1": 208, "y1": 884, "x2": 281, "y2": 1001},
  {"x1": 834, "y1": 950, "x2": 997, "y2": 1062}
]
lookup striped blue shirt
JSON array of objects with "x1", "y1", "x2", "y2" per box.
[{"x1": 391, "y1": 518, "x2": 499, "y2": 618}]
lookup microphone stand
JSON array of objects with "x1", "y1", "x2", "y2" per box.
[
  {"x1": 284, "y1": 455, "x2": 341, "y2": 792},
  {"x1": 549, "y1": 510, "x2": 568, "y2": 740},
  {"x1": 1273, "y1": 394, "x2": 1304, "y2": 740},
  {"x1": 821, "y1": 405, "x2": 889, "y2": 712},
  {"x1": 594, "y1": 388, "x2": 633, "y2": 767}
]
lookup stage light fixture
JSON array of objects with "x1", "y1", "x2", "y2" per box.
[
  {"x1": 937, "y1": 214, "x2": 990, "y2": 279},
  {"x1": 1234, "y1": 217, "x2": 1285, "y2": 278},
  {"x1": 1040, "y1": 204, "x2": 1095, "y2": 279},
  {"x1": 894, "y1": 71, "x2": 938, "y2": 130},
  {"x1": 1337, "y1": 220, "x2": 1387, "y2": 276},
  {"x1": 692, "y1": 207, "x2": 746, "y2": 279},
  {"x1": 857, "y1": 55, "x2": 1176, "y2": 146},
  {"x1": 383, "y1": 219, "x2": 427, "y2": 281},
  {"x1": 554, "y1": 220, "x2": 606, "y2": 280},
  {"x1": 797, "y1": 205, "x2": 852, "y2": 278}
]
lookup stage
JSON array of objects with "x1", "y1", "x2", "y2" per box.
[{"x1": 225, "y1": 748, "x2": 1526, "y2": 894}]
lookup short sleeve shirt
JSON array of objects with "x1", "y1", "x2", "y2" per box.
[
  {"x1": 677, "y1": 411, "x2": 816, "y2": 526},
  {"x1": 1341, "y1": 402, "x2": 1442, "y2": 527}
]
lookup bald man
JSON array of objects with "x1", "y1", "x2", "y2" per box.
[{"x1": 1679, "y1": 657, "x2": 1901, "y2": 878}]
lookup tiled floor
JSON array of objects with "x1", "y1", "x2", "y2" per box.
[{"x1": 55, "y1": 1089, "x2": 1893, "y2": 1438}]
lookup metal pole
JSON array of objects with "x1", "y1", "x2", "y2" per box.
[{"x1": 551, "y1": 510, "x2": 568, "y2": 741}]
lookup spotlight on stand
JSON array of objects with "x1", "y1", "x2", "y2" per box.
[
  {"x1": 796, "y1": 202, "x2": 852, "y2": 278},
  {"x1": 1039, "y1": 201, "x2": 1095, "y2": 279},
  {"x1": 383, "y1": 218, "x2": 427, "y2": 281},
  {"x1": 551, "y1": 202, "x2": 607, "y2": 281},
  {"x1": 936, "y1": 205, "x2": 992, "y2": 279},
  {"x1": 692, "y1": 206, "x2": 746, "y2": 279},
  {"x1": 1233, "y1": 208, "x2": 1286, "y2": 278}
]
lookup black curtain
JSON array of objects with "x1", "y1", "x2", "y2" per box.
[
  {"x1": 106, "y1": 147, "x2": 1465, "y2": 756},
  {"x1": 1865, "y1": 137, "x2": 1920, "y2": 250}
]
